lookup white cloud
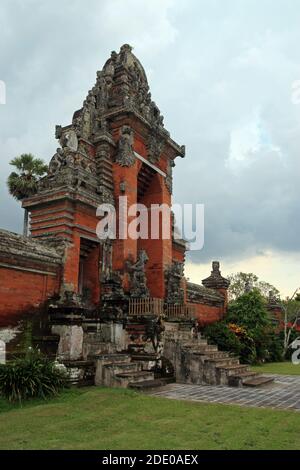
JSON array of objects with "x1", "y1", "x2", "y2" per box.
[
  {"x1": 227, "y1": 109, "x2": 282, "y2": 172},
  {"x1": 1, "y1": 0, "x2": 300, "y2": 292}
]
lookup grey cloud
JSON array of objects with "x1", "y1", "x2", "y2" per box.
[{"x1": 0, "y1": 0, "x2": 300, "y2": 269}]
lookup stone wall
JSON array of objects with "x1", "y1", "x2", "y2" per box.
[
  {"x1": 0, "y1": 229, "x2": 61, "y2": 323},
  {"x1": 186, "y1": 282, "x2": 225, "y2": 326}
]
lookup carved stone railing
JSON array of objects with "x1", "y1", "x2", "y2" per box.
[
  {"x1": 128, "y1": 298, "x2": 164, "y2": 317},
  {"x1": 164, "y1": 303, "x2": 196, "y2": 320}
]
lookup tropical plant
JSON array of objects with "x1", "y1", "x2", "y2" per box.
[
  {"x1": 227, "y1": 272, "x2": 279, "y2": 301},
  {"x1": 204, "y1": 321, "x2": 242, "y2": 356},
  {"x1": 204, "y1": 290, "x2": 283, "y2": 364},
  {"x1": 7, "y1": 154, "x2": 48, "y2": 236},
  {"x1": 226, "y1": 289, "x2": 270, "y2": 330},
  {"x1": 0, "y1": 350, "x2": 67, "y2": 403}
]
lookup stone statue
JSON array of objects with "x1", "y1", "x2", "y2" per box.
[
  {"x1": 127, "y1": 250, "x2": 150, "y2": 298},
  {"x1": 101, "y1": 239, "x2": 113, "y2": 281},
  {"x1": 115, "y1": 126, "x2": 135, "y2": 167},
  {"x1": 165, "y1": 261, "x2": 184, "y2": 304}
]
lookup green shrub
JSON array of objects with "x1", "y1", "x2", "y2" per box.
[
  {"x1": 227, "y1": 289, "x2": 270, "y2": 330},
  {"x1": 203, "y1": 319, "x2": 285, "y2": 364},
  {"x1": 0, "y1": 350, "x2": 68, "y2": 403},
  {"x1": 204, "y1": 321, "x2": 241, "y2": 356}
]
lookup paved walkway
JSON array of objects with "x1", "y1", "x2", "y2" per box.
[{"x1": 149, "y1": 375, "x2": 300, "y2": 411}]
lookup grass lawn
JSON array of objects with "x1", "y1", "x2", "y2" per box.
[
  {"x1": 251, "y1": 362, "x2": 300, "y2": 376},
  {"x1": 0, "y1": 387, "x2": 300, "y2": 450}
]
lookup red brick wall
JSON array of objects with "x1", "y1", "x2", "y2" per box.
[
  {"x1": 0, "y1": 266, "x2": 60, "y2": 324},
  {"x1": 193, "y1": 303, "x2": 224, "y2": 326}
]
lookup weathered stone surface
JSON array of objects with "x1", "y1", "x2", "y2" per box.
[
  {"x1": 115, "y1": 125, "x2": 135, "y2": 167},
  {"x1": 187, "y1": 282, "x2": 224, "y2": 306},
  {"x1": 202, "y1": 261, "x2": 230, "y2": 290},
  {"x1": 165, "y1": 261, "x2": 184, "y2": 304},
  {"x1": 126, "y1": 250, "x2": 150, "y2": 298},
  {"x1": 52, "y1": 325, "x2": 84, "y2": 361},
  {"x1": 0, "y1": 229, "x2": 61, "y2": 267}
]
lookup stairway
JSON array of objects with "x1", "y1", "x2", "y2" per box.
[
  {"x1": 95, "y1": 354, "x2": 156, "y2": 388},
  {"x1": 164, "y1": 323, "x2": 274, "y2": 388}
]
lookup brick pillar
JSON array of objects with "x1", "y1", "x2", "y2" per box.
[
  {"x1": 112, "y1": 161, "x2": 139, "y2": 273},
  {"x1": 138, "y1": 172, "x2": 172, "y2": 298},
  {"x1": 62, "y1": 234, "x2": 81, "y2": 294}
]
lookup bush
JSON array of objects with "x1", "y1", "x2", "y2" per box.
[
  {"x1": 227, "y1": 289, "x2": 270, "y2": 330},
  {"x1": 204, "y1": 321, "x2": 242, "y2": 356},
  {"x1": 203, "y1": 320, "x2": 284, "y2": 364},
  {"x1": 266, "y1": 331, "x2": 284, "y2": 362},
  {"x1": 0, "y1": 350, "x2": 68, "y2": 403}
]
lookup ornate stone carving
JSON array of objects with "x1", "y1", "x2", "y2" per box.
[
  {"x1": 115, "y1": 126, "x2": 135, "y2": 167},
  {"x1": 100, "y1": 239, "x2": 113, "y2": 282},
  {"x1": 202, "y1": 261, "x2": 230, "y2": 290},
  {"x1": 165, "y1": 159, "x2": 175, "y2": 194},
  {"x1": 165, "y1": 261, "x2": 184, "y2": 304},
  {"x1": 95, "y1": 143, "x2": 115, "y2": 204},
  {"x1": 55, "y1": 126, "x2": 78, "y2": 152},
  {"x1": 100, "y1": 271, "x2": 126, "y2": 319},
  {"x1": 126, "y1": 250, "x2": 150, "y2": 298},
  {"x1": 147, "y1": 131, "x2": 165, "y2": 164}
]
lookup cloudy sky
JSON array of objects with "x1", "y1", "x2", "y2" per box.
[{"x1": 0, "y1": 0, "x2": 300, "y2": 296}]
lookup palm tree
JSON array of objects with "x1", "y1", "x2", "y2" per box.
[{"x1": 7, "y1": 154, "x2": 48, "y2": 236}]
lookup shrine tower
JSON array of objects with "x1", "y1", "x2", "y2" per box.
[{"x1": 22, "y1": 45, "x2": 186, "y2": 310}]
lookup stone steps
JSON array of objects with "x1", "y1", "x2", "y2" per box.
[
  {"x1": 242, "y1": 375, "x2": 274, "y2": 387},
  {"x1": 205, "y1": 357, "x2": 240, "y2": 368},
  {"x1": 62, "y1": 360, "x2": 96, "y2": 387},
  {"x1": 217, "y1": 364, "x2": 249, "y2": 376},
  {"x1": 188, "y1": 345, "x2": 219, "y2": 353},
  {"x1": 228, "y1": 371, "x2": 258, "y2": 387},
  {"x1": 201, "y1": 351, "x2": 231, "y2": 359},
  {"x1": 130, "y1": 353, "x2": 158, "y2": 371},
  {"x1": 94, "y1": 353, "x2": 154, "y2": 388},
  {"x1": 164, "y1": 328, "x2": 274, "y2": 388},
  {"x1": 115, "y1": 370, "x2": 155, "y2": 388},
  {"x1": 129, "y1": 377, "x2": 175, "y2": 391}
]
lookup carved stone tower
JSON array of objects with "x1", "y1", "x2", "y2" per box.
[{"x1": 23, "y1": 45, "x2": 185, "y2": 309}]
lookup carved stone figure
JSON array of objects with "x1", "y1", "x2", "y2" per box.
[
  {"x1": 48, "y1": 150, "x2": 63, "y2": 175},
  {"x1": 165, "y1": 261, "x2": 184, "y2": 304},
  {"x1": 100, "y1": 239, "x2": 113, "y2": 281},
  {"x1": 115, "y1": 126, "x2": 135, "y2": 167},
  {"x1": 127, "y1": 250, "x2": 150, "y2": 298}
]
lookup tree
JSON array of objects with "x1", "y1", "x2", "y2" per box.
[
  {"x1": 226, "y1": 289, "x2": 280, "y2": 363},
  {"x1": 7, "y1": 154, "x2": 48, "y2": 236},
  {"x1": 228, "y1": 272, "x2": 280, "y2": 301},
  {"x1": 227, "y1": 289, "x2": 270, "y2": 330},
  {"x1": 280, "y1": 288, "x2": 300, "y2": 356}
]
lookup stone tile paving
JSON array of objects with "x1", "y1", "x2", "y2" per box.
[{"x1": 149, "y1": 375, "x2": 300, "y2": 411}]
